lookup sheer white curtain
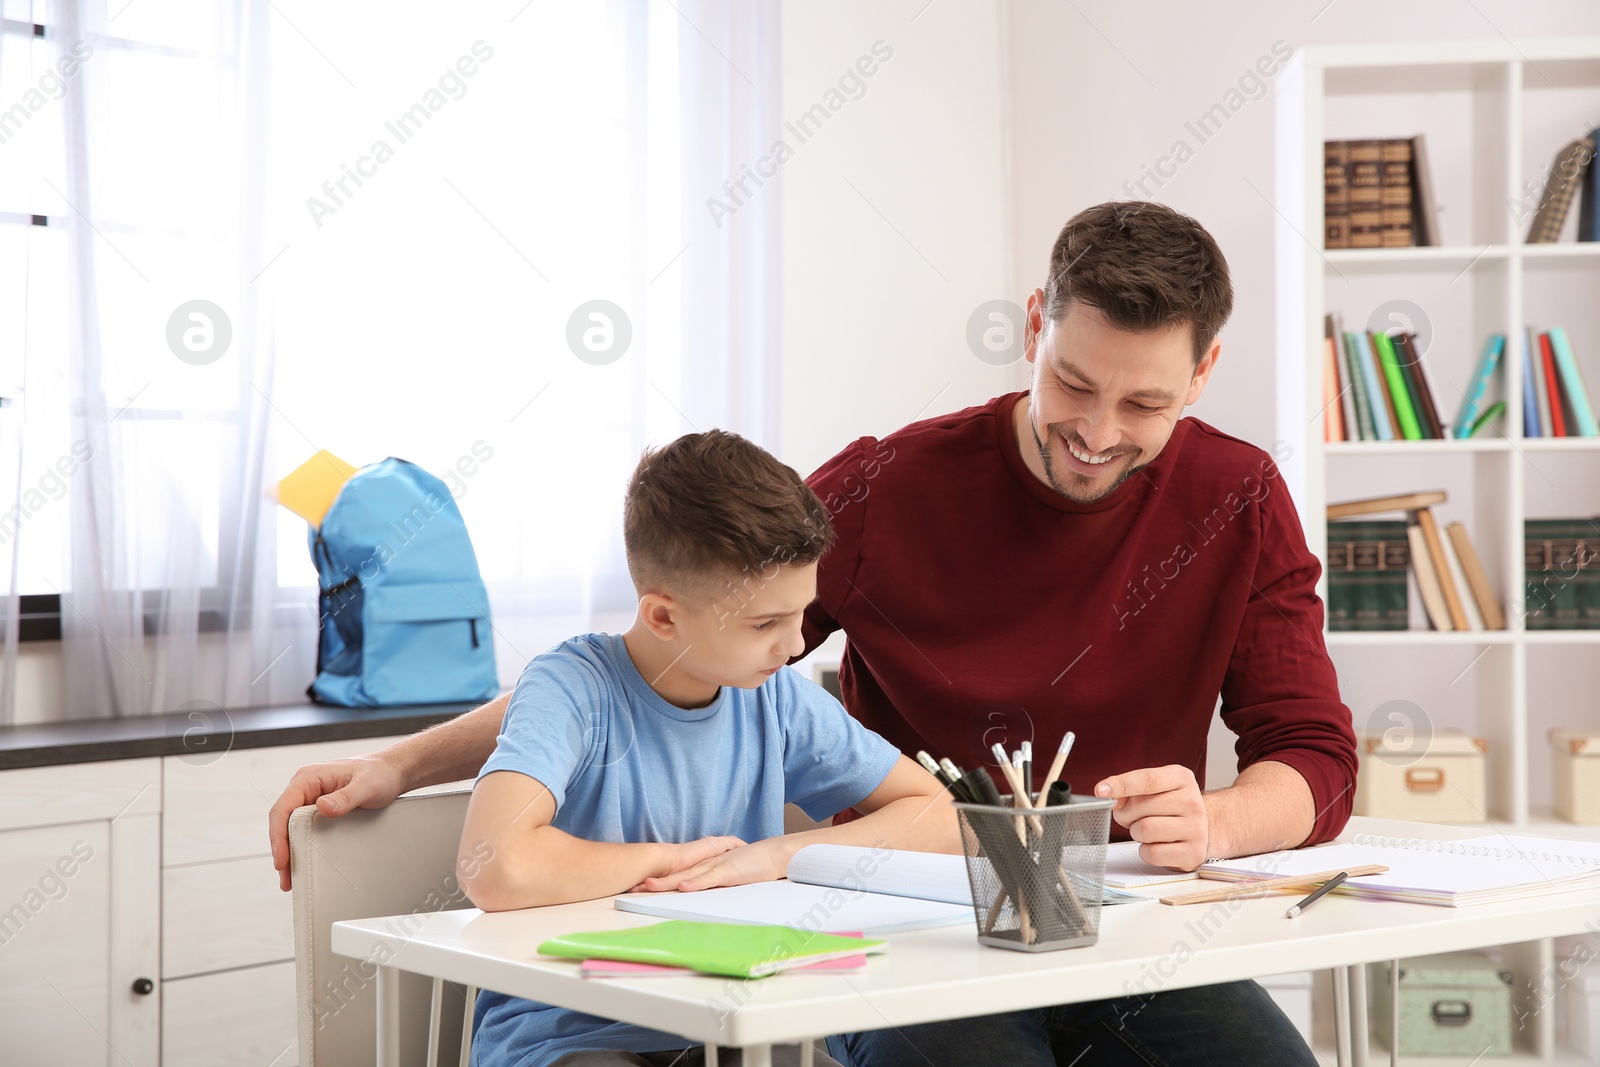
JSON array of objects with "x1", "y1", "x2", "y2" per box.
[
  {"x1": 42, "y1": 0, "x2": 782, "y2": 718},
  {"x1": 54, "y1": 0, "x2": 293, "y2": 719},
  {"x1": 265, "y1": 1, "x2": 785, "y2": 686}
]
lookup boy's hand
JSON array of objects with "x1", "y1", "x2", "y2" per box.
[
  {"x1": 635, "y1": 838, "x2": 790, "y2": 893},
  {"x1": 634, "y1": 835, "x2": 747, "y2": 891}
]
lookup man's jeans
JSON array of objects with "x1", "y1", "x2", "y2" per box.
[{"x1": 825, "y1": 979, "x2": 1319, "y2": 1066}]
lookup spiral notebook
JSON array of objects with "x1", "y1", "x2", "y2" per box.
[{"x1": 1199, "y1": 833, "x2": 1600, "y2": 907}]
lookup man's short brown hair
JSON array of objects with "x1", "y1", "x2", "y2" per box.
[
  {"x1": 623, "y1": 429, "x2": 834, "y2": 601},
  {"x1": 1042, "y1": 201, "x2": 1233, "y2": 363}
]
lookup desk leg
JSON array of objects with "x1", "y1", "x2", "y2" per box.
[
  {"x1": 1348, "y1": 963, "x2": 1369, "y2": 1067},
  {"x1": 376, "y1": 966, "x2": 401, "y2": 1067},
  {"x1": 741, "y1": 1044, "x2": 773, "y2": 1067},
  {"x1": 1332, "y1": 966, "x2": 1351, "y2": 1067},
  {"x1": 799, "y1": 1039, "x2": 814, "y2": 1067}
]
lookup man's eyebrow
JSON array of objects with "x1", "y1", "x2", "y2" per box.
[{"x1": 1057, "y1": 359, "x2": 1181, "y2": 404}]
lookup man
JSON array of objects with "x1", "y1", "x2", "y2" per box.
[{"x1": 270, "y1": 202, "x2": 1354, "y2": 1066}]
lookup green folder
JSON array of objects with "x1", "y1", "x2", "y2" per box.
[
  {"x1": 1373, "y1": 331, "x2": 1424, "y2": 440},
  {"x1": 538, "y1": 921, "x2": 887, "y2": 979}
]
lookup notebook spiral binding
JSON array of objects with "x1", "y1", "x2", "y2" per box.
[{"x1": 1353, "y1": 833, "x2": 1600, "y2": 866}]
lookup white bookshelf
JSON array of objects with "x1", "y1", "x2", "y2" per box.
[{"x1": 1277, "y1": 39, "x2": 1600, "y2": 1065}]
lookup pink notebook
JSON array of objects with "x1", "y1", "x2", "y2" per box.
[{"x1": 581, "y1": 932, "x2": 867, "y2": 978}]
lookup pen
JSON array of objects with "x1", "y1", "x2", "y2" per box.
[
  {"x1": 1037, "y1": 731, "x2": 1075, "y2": 806},
  {"x1": 1284, "y1": 871, "x2": 1349, "y2": 918}
]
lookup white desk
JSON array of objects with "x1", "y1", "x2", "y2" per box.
[{"x1": 330, "y1": 818, "x2": 1600, "y2": 1067}]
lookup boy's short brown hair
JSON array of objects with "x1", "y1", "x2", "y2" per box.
[
  {"x1": 1042, "y1": 201, "x2": 1233, "y2": 363},
  {"x1": 623, "y1": 430, "x2": 834, "y2": 602}
]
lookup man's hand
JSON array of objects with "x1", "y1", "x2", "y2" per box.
[
  {"x1": 1094, "y1": 764, "x2": 1209, "y2": 872},
  {"x1": 634, "y1": 837, "x2": 789, "y2": 894},
  {"x1": 268, "y1": 755, "x2": 407, "y2": 892}
]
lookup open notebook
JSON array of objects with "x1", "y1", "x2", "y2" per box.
[
  {"x1": 1199, "y1": 832, "x2": 1600, "y2": 907},
  {"x1": 615, "y1": 844, "x2": 1151, "y2": 934}
]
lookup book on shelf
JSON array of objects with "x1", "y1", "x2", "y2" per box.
[
  {"x1": 1327, "y1": 490, "x2": 1447, "y2": 520},
  {"x1": 1322, "y1": 319, "x2": 1344, "y2": 443},
  {"x1": 1521, "y1": 326, "x2": 1599, "y2": 438},
  {"x1": 1324, "y1": 136, "x2": 1437, "y2": 249},
  {"x1": 1406, "y1": 523, "x2": 1453, "y2": 631},
  {"x1": 1526, "y1": 135, "x2": 1596, "y2": 244},
  {"x1": 1446, "y1": 521, "x2": 1506, "y2": 631},
  {"x1": 1326, "y1": 520, "x2": 1409, "y2": 631},
  {"x1": 1451, "y1": 334, "x2": 1504, "y2": 439},
  {"x1": 1580, "y1": 126, "x2": 1600, "y2": 243},
  {"x1": 1521, "y1": 331, "x2": 1542, "y2": 437},
  {"x1": 1397, "y1": 332, "x2": 1444, "y2": 439},
  {"x1": 1524, "y1": 518, "x2": 1600, "y2": 630},
  {"x1": 1324, "y1": 141, "x2": 1352, "y2": 249},
  {"x1": 1414, "y1": 508, "x2": 1470, "y2": 629},
  {"x1": 1348, "y1": 140, "x2": 1384, "y2": 249}
]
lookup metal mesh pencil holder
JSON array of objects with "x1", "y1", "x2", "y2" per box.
[{"x1": 955, "y1": 797, "x2": 1113, "y2": 952}]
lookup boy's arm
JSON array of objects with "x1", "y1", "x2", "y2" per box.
[
  {"x1": 269, "y1": 693, "x2": 509, "y2": 892},
  {"x1": 458, "y1": 770, "x2": 745, "y2": 911},
  {"x1": 637, "y1": 755, "x2": 958, "y2": 893}
]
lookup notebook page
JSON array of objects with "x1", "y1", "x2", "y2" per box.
[
  {"x1": 1102, "y1": 841, "x2": 1200, "y2": 887},
  {"x1": 1202, "y1": 839, "x2": 1600, "y2": 903},
  {"x1": 786, "y1": 844, "x2": 972, "y2": 905},
  {"x1": 613, "y1": 881, "x2": 973, "y2": 935}
]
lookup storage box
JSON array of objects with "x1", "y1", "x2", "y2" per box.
[
  {"x1": 1355, "y1": 732, "x2": 1488, "y2": 823},
  {"x1": 1369, "y1": 953, "x2": 1514, "y2": 1056},
  {"x1": 1561, "y1": 971, "x2": 1600, "y2": 1060},
  {"x1": 1550, "y1": 730, "x2": 1600, "y2": 824}
]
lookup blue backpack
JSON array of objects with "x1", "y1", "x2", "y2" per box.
[{"x1": 308, "y1": 458, "x2": 500, "y2": 706}]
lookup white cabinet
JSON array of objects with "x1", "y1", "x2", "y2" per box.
[
  {"x1": 0, "y1": 759, "x2": 162, "y2": 1066},
  {"x1": 0, "y1": 731, "x2": 449, "y2": 1067}
]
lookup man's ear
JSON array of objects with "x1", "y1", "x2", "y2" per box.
[
  {"x1": 1023, "y1": 288, "x2": 1046, "y2": 366},
  {"x1": 635, "y1": 592, "x2": 680, "y2": 641},
  {"x1": 1185, "y1": 339, "x2": 1222, "y2": 406}
]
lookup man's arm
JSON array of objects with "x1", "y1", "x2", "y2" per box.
[
  {"x1": 1094, "y1": 759, "x2": 1315, "y2": 872},
  {"x1": 457, "y1": 770, "x2": 745, "y2": 911},
  {"x1": 636, "y1": 755, "x2": 959, "y2": 892},
  {"x1": 267, "y1": 693, "x2": 509, "y2": 891}
]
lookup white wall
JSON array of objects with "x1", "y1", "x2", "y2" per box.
[{"x1": 779, "y1": 0, "x2": 1021, "y2": 479}]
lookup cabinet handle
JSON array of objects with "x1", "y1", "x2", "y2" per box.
[{"x1": 131, "y1": 978, "x2": 154, "y2": 996}]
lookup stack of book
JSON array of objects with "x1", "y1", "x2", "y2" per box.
[
  {"x1": 1324, "y1": 136, "x2": 1439, "y2": 249},
  {"x1": 1327, "y1": 491, "x2": 1505, "y2": 632},
  {"x1": 1326, "y1": 520, "x2": 1409, "y2": 631},
  {"x1": 1519, "y1": 327, "x2": 1599, "y2": 438},
  {"x1": 1323, "y1": 315, "x2": 1504, "y2": 442},
  {"x1": 1524, "y1": 518, "x2": 1600, "y2": 630}
]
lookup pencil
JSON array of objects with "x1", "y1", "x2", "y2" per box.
[{"x1": 1036, "y1": 731, "x2": 1075, "y2": 807}]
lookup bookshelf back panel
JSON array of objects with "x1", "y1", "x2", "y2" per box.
[
  {"x1": 1526, "y1": 645, "x2": 1600, "y2": 815},
  {"x1": 1522, "y1": 451, "x2": 1600, "y2": 521}
]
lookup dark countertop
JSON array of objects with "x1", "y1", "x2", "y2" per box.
[{"x1": 0, "y1": 701, "x2": 479, "y2": 771}]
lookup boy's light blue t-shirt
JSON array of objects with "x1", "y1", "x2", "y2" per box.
[{"x1": 471, "y1": 632, "x2": 899, "y2": 1067}]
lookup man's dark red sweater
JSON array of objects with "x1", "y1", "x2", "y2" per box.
[{"x1": 800, "y1": 391, "x2": 1357, "y2": 845}]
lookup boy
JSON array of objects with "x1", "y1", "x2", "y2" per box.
[{"x1": 460, "y1": 429, "x2": 960, "y2": 1067}]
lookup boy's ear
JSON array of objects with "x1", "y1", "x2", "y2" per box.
[{"x1": 635, "y1": 592, "x2": 681, "y2": 640}]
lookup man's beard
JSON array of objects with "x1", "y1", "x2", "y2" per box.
[{"x1": 1033, "y1": 424, "x2": 1143, "y2": 504}]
